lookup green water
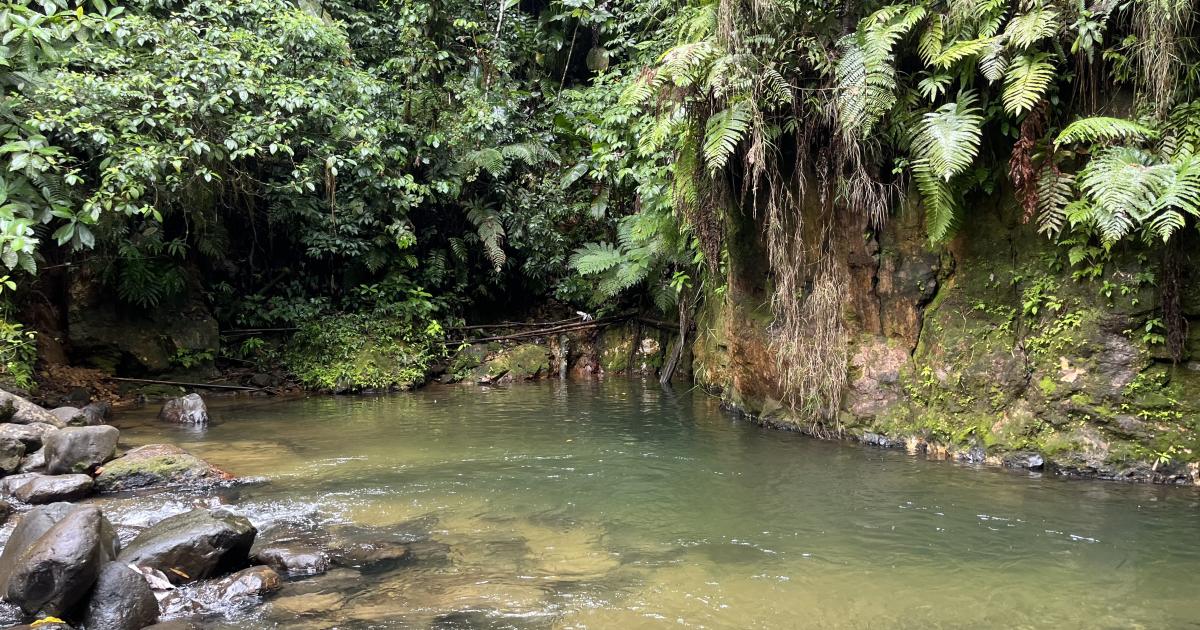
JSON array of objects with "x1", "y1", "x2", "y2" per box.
[{"x1": 109, "y1": 379, "x2": 1200, "y2": 629}]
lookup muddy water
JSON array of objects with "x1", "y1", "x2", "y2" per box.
[{"x1": 102, "y1": 379, "x2": 1199, "y2": 629}]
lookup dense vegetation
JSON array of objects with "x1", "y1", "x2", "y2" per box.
[{"x1": 1, "y1": 0, "x2": 1197, "y2": 406}]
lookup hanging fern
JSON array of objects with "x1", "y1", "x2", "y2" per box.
[
  {"x1": 702, "y1": 101, "x2": 752, "y2": 174},
  {"x1": 1003, "y1": 7, "x2": 1059, "y2": 50},
  {"x1": 1002, "y1": 53, "x2": 1055, "y2": 116},
  {"x1": 466, "y1": 202, "x2": 506, "y2": 272},
  {"x1": 912, "y1": 91, "x2": 984, "y2": 181},
  {"x1": 1053, "y1": 116, "x2": 1158, "y2": 147}
]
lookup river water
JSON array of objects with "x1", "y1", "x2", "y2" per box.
[{"x1": 103, "y1": 379, "x2": 1199, "y2": 629}]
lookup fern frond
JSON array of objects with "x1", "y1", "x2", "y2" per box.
[
  {"x1": 466, "y1": 203, "x2": 506, "y2": 272},
  {"x1": 912, "y1": 91, "x2": 984, "y2": 181},
  {"x1": 914, "y1": 168, "x2": 959, "y2": 242},
  {"x1": 930, "y1": 36, "x2": 994, "y2": 69},
  {"x1": 1077, "y1": 147, "x2": 1170, "y2": 242},
  {"x1": 570, "y1": 241, "x2": 624, "y2": 275},
  {"x1": 702, "y1": 101, "x2": 751, "y2": 174},
  {"x1": 1002, "y1": 53, "x2": 1054, "y2": 116},
  {"x1": 1053, "y1": 116, "x2": 1158, "y2": 147},
  {"x1": 1035, "y1": 167, "x2": 1073, "y2": 236},
  {"x1": 1004, "y1": 7, "x2": 1059, "y2": 49}
]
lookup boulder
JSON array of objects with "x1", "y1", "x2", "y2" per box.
[
  {"x1": 10, "y1": 474, "x2": 93, "y2": 504},
  {"x1": 117, "y1": 508, "x2": 256, "y2": 583},
  {"x1": 95, "y1": 444, "x2": 231, "y2": 493},
  {"x1": 0, "y1": 392, "x2": 64, "y2": 428},
  {"x1": 0, "y1": 500, "x2": 10, "y2": 526},
  {"x1": 48, "y1": 407, "x2": 83, "y2": 425},
  {"x1": 254, "y1": 546, "x2": 329, "y2": 576},
  {"x1": 17, "y1": 449, "x2": 44, "y2": 473},
  {"x1": 157, "y1": 394, "x2": 208, "y2": 425},
  {"x1": 3, "y1": 505, "x2": 119, "y2": 615},
  {"x1": 213, "y1": 565, "x2": 281, "y2": 602},
  {"x1": 43, "y1": 426, "x2": 119, "y2": 475},
  {"x1": 81, "y1": 562, "x2": 159, "y2": 630},
  {"x1": 0, "y1": 503, "x2": 75, "y2": 594},
  {"x1": 79, "y1": 402, "x2": 111, "y2": 425},
  {"x1": 330, "y1": 540, "x2": 411, "y2": 572},
  {"x1": 0, "y1": 424, "x2": 55, "y2": 451},
  {"x1": 0, "y1": 438, "x2": 24, "y2": 474}
]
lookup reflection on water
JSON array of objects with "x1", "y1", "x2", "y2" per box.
[{"x1": 102, "y1": 379, "x2": 1200, "y2": 629}]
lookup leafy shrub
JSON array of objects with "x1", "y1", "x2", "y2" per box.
[
  {"x1": 285, "y1": 313, "x2": 443, "y2": 392},
  {"x1": 0, "y1": 316, "x2": 36, "y2": 391}
]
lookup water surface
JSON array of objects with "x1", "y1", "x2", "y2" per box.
[{"x1": 108, "y1": 379, "x2": 1200, "y2": 629}]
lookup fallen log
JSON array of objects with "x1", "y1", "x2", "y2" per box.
[{"x1": 110, "y1": 377, "x2": 263, "y2": 392}]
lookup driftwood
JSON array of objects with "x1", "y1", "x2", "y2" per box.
[
  {"x1": 446, "y1": 312, "x2": 635, "y2": 346},
  {"x1": 110, "y1": 377, "x2": 262, "y2": 392}
]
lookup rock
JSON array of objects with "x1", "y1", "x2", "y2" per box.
[
  {"x1": 5, "y1": 622, "x2": 73, "y2": 629},
  {"x1": 0, "y1": 438, "x2": 24, "y2": 474},
  {"x1": 0, "y1": 392, "x2": 64, "y2": 428},
  {"x1": 43, "y1": 426, "x2": 119, "y2": 475},
  {"x1": 330, "y1": 540, "x2": 411, "y2": 572},
  {"x1": 0, "y1": 474, "x2": 40, "y2": 497},
  {"x1": 4, "y1": 505, "x2": 119, "y2": 615},
  {"x1": 140, "y1": 623, "x2": 199, "y2": 630},
  {"x1": 10, "y1": 474, "x2": 93, "y2": 504},
  {"x1": 117, "y1": 508, "x2": 256, "y2": 583},
  {"x1": 157, "y1": 394, "x2": 208, "y2": 425},
  {"x1": 0, "y1": 424, "x2": 54, "y2": 451},
  {"x1": 48, "y1": 407, "x2": 83, "y2": 425},
  {"x1": 254, "y1": 546, "x2": 329, "y2": 576},
  {"x1": 0, "y1": 503, "x2": 74, "y2": 594},
  {"x1": 1004, "y1": 451, "x2": 1045, "y2": 470},
  {"x1": 213, "y1": 565, "x2": 281, "y2": 602},
  {"x1": 95, "y1": 444, "x2": 232, "y2": 493},
  {"x1": 0, "y1": 500, "x2": 10, "y2": 526},
  {"x1": 81, "y1": 562, "x2": 159, "y2": 630},
  {"x1": 79, "y1": 402, "x2": 111, "y2": 425},
  {"x1": 17, "y1": 449, "x2": 44, "y2": 473}
]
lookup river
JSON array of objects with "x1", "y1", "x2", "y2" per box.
[{"x1": 98, "y1": 378, "x2": 1200, "y2": 629}]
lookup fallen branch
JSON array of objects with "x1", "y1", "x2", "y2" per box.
[
  {"x1": 446, "y1": 312, "x2": 635, "y2": 345},
  {"x1": 110, "y1": 377, "x2": 262, "y2": 392}
]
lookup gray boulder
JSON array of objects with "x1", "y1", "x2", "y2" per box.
[
  {"x1": 81, "y1": 562, "x2": 160, "y2": 630},
  {"x1": 158, "y1": 394, "x2": 208, "y2": 425},
  {"x1": 213, "y1": 565, "x2": 281, "y2": 602},
  {"x1": 0, "y1": 503, "x2": 74, "y2": 594},
  {"x1": 10, "y1": 474, "x2": 93, "y2": 504},
  {"x1": 43, "y1": 426, "x2": 119, "y2": 474},
  {"x1": 0, "y1": 392, "x2": 64, "y2": 428},
  {"x1": 0, "y1": 438, "x2": 24, "y2": 474},
  {"x1": 3, "y1": 505, "x2": 119, "y2": 615},
  {"x1": 94, "y1": 444, "x2": 231, "y2": 493},
  {"x1": 0, "y1": 424, "x2": 55, "y2": 451},
  {"x1": 17, "y1": 448, "x2": 44, "y2": 473},
  {"x1": 254, "y1": 546, "x2": 329, "y2": 576},
  {"x1": 48, "y1": 407, "x2": 83, "y2": 425},
  {"x1": 79, "y1": 402, "x2": 111, "y2": 425},
  {"x1": 117, "y1": 508, "x2": 256, "y2": 583}
]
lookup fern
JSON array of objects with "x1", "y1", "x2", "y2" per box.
[
  {"x1": 1002, "y1": 53, "x2": 1054, "y2": 116},
  {"x1": 570, "y1": 241, "x2": 624, "y2": 275},
  {"x1": 930, "y1": 36, "x2": 994, "y2": 69},
  {"x1": 912, "y1": 91, "x2": 984, "y2": 181},
  {"x1": 1035, "y1": 167, "x2": 1073, "y2": 235},
  {"x1": 466, "y1": 202, "x2": 506, "y2": 272},
  {"x1": 915, "y1": 168, "x2": 959, "y2": 242},
  {"x1": 1053, "y1": 116, "x2": 1158, "y2": 147},
  {"x1": 1003, "y1": 7, "x2": 1059, "y2": 49},
  {"x1": 703, "y1": 101, "x2": 751, "y2": 174},
  {"x1": 1077, "y1": 147, "x2": 1170, "y2": 241}
]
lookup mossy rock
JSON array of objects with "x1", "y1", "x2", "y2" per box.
[
  {"x1": 478, "y1": 344, "x2": 550, "y2": 382},
  {"x1": 96, "y1": 444, "x2": 232, "y2": 492}
]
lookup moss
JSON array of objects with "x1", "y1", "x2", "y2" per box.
[
  {"x1": 285, "y1": 313, "x2": 439, "y2": 392},
  {"x1": 1037, "y1": 376, "x2": 1058, "y2": 396},
  {"x1": 487, "y1": 344, "x2": 550, "y2": 379}
]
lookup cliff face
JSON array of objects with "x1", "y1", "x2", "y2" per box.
[{"x1": 693, "y1": 193, "x2": 1200, "y2": 484}]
